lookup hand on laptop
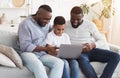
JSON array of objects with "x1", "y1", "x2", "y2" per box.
[
  {"x1": 46, "y1": 44, "x2": 58, "y2": 56},
  {"x1": 82, "y1": 43, "x2": 96, "y2": 52},
  {"x1": 47, "y1": 50, "x2": 58, "y2": 56}
]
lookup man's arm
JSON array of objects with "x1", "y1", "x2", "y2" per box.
[
  {"x1": 82, "y1": 22, "x2": 106, "y2": 52},
  {"x1": 18, "y1": 23, "x2": 36, "y2": 52},
  {"x1": 90, "y1": 22, "x2": 107, "y2": 49}
]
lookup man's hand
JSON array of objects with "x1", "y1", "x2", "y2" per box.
[
  {"x1": 82, "y1": 43, "x2": 96, "y2": 52},
  {"x1": 46, "y1": 46, "x2": 58, "y2": 56}
]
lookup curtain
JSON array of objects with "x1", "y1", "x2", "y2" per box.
[{"x1": 109, "y1": 0, "x2": 120, "y2": 46}]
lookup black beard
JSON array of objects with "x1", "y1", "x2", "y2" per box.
[
  {"x1": 71, "y1": 24, "x2": 79, "y2": 28},
  {"x1": 71, "y1": 20, "x2": 83, "y2": 28}
]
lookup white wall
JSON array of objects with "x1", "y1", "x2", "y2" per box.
[
  {"x1": 29, "y1": 0, "x2": 102, "y2": 21},
  {"x1": 0, "y1": 0, "x2": 29, "y2": 24},
  {"x1": 29, "y1": 0, "x2": 83, "y2": 23},
  {"x1": 0, "y1": 0, "x2": 101, "y2": 24},
  {"x1": 0, "y1": 0, "x2": 82, "y2": 24},
  {"x1": 1, "y1": 0, "x2": 99, "y2": 24},
  {"x1": 109, "y1": 0, "x2": 120, "y2": 46}
]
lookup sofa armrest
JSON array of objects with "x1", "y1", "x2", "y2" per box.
[{"x1": 108, "y1": 43, "x2": 120, "y2": 54}]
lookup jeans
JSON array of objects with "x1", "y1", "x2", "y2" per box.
[
  {"x1": 21, "y1": 52, "x2": 64, "y2": 78},
  {"x1": 77, "y1": 48, "x2": 120, "y2": 78},
  {"x1": 62, "y1": 59, "x2": 80, "y2": 78}
]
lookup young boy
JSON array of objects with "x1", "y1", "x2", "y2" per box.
[{"x1": 45, "y1": 16, "x2": 80, "y2": 78}]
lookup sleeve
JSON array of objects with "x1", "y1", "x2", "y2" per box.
[
  {"x1": 90, "y1": 22, "x2": 109, "y2": 49},
  {"x1": 45, "y1": 32, "x2": 53, "y2": 45},
  {"x1": 18, "y1": 23, "x2": 36, "y2": 52}
]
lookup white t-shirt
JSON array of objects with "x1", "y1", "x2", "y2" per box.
[
  {"x1": 45, "y1": 31, "x2": 71, "y2": 47},
  {"x1": 65, "y1": 20, "x2": 109, "y2": 50}
]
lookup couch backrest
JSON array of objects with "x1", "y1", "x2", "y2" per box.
[
  {"x1": 0, "y1": 30, "x2": 18, "y2": 47},
  {"x1": 0, "y1": 30, "x2": 110, "y2": 50}
]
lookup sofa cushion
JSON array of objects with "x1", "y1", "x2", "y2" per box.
[
  {"x1": 0, "y1": 66, "x2": 35, "y2": 78},
  {"x1": 91, "y1": 62, "x2": 106, "y2": 74},
  {"x1": 0, "y1": 30, "x2": 18, "y2": 47},
  {"x1": 0, "y1": 53, "x2": 16, "y2": 67},
  {"x1": 0, "y1": 44, "x2": 23, "y2": 69}
]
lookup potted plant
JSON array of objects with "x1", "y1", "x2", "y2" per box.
[
  {"x1": 81, "y1": 0, "x2": 114, "y2": 19},
  {"x1": 81, "y1": 0, "x2": 114, "y2": 31}
]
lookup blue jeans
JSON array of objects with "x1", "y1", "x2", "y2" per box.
[
  {"x1": 77, "y1": 48, "x2": 120, "y2": 78},
  {"x1": 62, "y1": 59, "x2": 80, "y2": 78},
  {"x1": 21, "y1": 52, "x2": 64, "y2": 78}
]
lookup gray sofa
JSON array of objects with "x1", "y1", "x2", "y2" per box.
[{"x1": 0, "y1": 29, "x2": 120, "y2": 78}]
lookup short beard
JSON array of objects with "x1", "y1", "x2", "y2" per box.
[
  {"x1": 71, "y1": 20, "x2": 83, "y2": 28},
  {"x1": 71, "y1": 24, "x2": 79, "y2": 28}
]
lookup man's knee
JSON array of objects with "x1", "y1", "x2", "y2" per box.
[
  {"x1": 113, "y1": 52, "x2": 120, "y2": 62},
  {"x1": 21, "y1": 52, "x2": 41, "y2": 65},
  {"x1": 78, "y1": 54, "x2": 89, "y2": 62}
]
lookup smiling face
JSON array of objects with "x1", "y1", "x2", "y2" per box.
[
  {"x1": 70, "y1": 13, "x2": 84, "y2": 28},
  {"x1": 53, "y1": 24, "x2": 65, "y2": 36},
  {"x1": 36, "y1": 8, "x2": 52, "y2": 27},
  {"x1": 70, "y1": 6, "x2": 84, "y2": 28},
  {"x1": 53, "y1": 16, "x2": 65, "y2": 36}
]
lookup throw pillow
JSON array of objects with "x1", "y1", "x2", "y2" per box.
[
  {"x1": 0, "y1": 53, "x2": 16, "y2": 67},
  {"x1": 0, "y1": 44, "x2": 23, "y2": 69}
]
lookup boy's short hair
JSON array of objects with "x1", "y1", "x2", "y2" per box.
[{"x1": 54, "y1": 16, "x2": 65, "y2": 25}]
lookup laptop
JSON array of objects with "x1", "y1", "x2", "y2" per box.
[{"x1": 57, "y1": 44, "x2": 83, "y2": 59}]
